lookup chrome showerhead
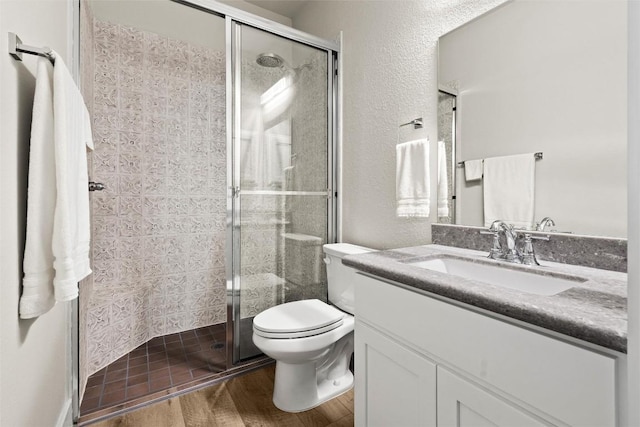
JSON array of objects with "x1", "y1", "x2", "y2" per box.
[{"x1": 256, "y1": 53, "x2": 285, "y2": 68}]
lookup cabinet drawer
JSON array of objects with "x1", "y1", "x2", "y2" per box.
[{"x1": 355, "y1": 274, "x2": 617, "y2": 426}]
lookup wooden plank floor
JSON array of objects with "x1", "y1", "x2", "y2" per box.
[{"x1": 91, "y1": 365, "x2": 354, "y2": 427}]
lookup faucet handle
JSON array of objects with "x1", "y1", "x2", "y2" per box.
[
  {"x1": 520, "y1": 234, "x2": 539, "y2": 266},
  {"x1": 480, "y1": 230, "x2": 502, "y2": 260},
  {"x1": 519, "y1": 233, "x2": 549, "y2": 266}
]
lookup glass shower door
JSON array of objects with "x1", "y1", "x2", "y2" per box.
[
  {"x1": 231, "y1": 23, "x2": 334, "y2": 361},
  {"x1": 437, "y1": 90, "x2": 457, "y2": 223}
]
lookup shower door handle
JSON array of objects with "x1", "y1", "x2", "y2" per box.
[{"x1": 230, "y1": 186, "x2": 240, "y2": 198}]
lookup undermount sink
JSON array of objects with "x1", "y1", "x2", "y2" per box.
[{"x1": 406, "y1": 256, "x2": 586, "y2": 296}]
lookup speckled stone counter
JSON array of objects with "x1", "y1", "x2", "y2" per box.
[
  {"x1": 343, "y1": 244, "x2": 627, "y2": 353},
  {"x1": 432, "y1": 223, "x2": 627, "y2": 273}
]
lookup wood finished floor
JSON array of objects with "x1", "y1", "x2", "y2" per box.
[{"x1": 91, "y1": 365, "x2": 354, "y2": 427}]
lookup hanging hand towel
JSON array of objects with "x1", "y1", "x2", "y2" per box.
[
  {"x1": 464, "y1": 159, "x2": 483, "y2": 181},
  {"x1": 20, "y1": 58, "x2": 57, "y2": 318},
  {"x1": 483, "y1": 153, "x2": 535, "y2": 229},
  {"x1": 20, "y1": 52, "x2": 94, "y2": 319},
  {"x1": 437, "y1": 141, "x2": 449, "y2": 217},
  {"x1": 396, "y1": 139, "x2": 430, "y2": 217}
]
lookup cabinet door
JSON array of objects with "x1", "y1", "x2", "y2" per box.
[
  {"x1": 437, "y1": 367, "x2": 552, "y2": 427},
  {"x1": 355, "y1": 321, "x2": 436, "y2": 427}
]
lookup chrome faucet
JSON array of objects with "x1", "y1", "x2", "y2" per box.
[
  {"x1": 536, "y1": 217, "x2": 555, "y2": 231},
  {"x1": 481, "y1": 220, "x2": 550, "y2": 265},
  {"x1": 489, "y1": 220, "x2": 519, "y2": 262}
]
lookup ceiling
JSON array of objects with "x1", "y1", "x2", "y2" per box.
[{"x1": 244, "y1": 0, "x2": 309, "y2": 19}]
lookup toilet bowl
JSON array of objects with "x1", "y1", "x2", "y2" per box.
[{"x1": 252, "y1": 243, "x2": 373, "y2": 413}]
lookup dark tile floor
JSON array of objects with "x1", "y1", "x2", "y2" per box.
[{"x1": 81, "y1": 324, "x2": 227, "y2": 415}]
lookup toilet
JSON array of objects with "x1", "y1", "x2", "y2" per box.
[{"x1": 252, "y1": 243, "x2": 373, "y2": 413}]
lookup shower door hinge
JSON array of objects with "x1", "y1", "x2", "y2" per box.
[{"x1": 231, "y1": 186, "x2": 240, "y2": 198}]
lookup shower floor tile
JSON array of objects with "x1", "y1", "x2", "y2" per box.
[{"x1": 80, "y1": 324, "x2": 227, "y2": 415}]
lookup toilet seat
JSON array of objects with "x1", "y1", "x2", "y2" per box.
[{"x1": 253, "y1": 299, "x2": 345, "y2": 339}]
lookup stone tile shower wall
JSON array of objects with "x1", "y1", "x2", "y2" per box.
[{"x1": 85, "y1": 19, "x2": 226, "y2": 375}]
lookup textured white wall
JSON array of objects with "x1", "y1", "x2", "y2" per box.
[
  {"x1": 293, "y1": 0, "x2": 507, "y2": 249},
  {"x1": 0, "y1": 1, "x2": 73, "y2": 425}
]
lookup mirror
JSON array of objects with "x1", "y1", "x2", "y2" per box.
[{"x1": 437, "y1": 0, "x2": 627, "y2": 238}]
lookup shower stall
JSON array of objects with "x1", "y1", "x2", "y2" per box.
[{"x1": 78, "y1": 0, "x2": 338, "y2": 418}]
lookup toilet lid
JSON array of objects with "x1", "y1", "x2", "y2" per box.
[{"x1": 253, "y1": 299, "x2": 344, "y2": 338}]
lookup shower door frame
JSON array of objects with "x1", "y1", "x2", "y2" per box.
[
  {"x1": 228, "y1": 19, "x2": 339, "y2": 366},
  {"x1": 437, "y1": 87, "x2": 458, "y2": 224},
  {"x1": 173, "y1": 0, "x2": 340, "y2": 368},
  {"x1": 71, "y1": 0, "x2": 339, "y2": 420}
]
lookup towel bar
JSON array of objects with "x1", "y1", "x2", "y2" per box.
[
  {"x1": 458, "y1": 152, "x2": 543, "y2": 168},
  {"x1": 8, "y1": 32, "x2": 55, "y2": 64},
  {"x1": 399, "y1": 118, "x2": 423, "y2": 129}
]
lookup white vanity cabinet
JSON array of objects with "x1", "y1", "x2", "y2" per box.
[
  {"x1": 437, "y1": 367, "x2": 550, "y2": 427},
  {"x1": 355, "y1": 321, "x2": 437, "y2": 426},
  {"x1": 354, "y1": 273, "x2": 622, "y2": 427}
]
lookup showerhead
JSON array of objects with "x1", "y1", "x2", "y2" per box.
[{"x1": 256, "y1": 53, "x2": 286, "y2": 68}]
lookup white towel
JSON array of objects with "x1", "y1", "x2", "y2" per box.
[
  {"x1": 396, "y1": 139, "x2": 430, "y2": 217},
  {"x1": 464, "y1": 159, "x2": 483, "y2": 181},
  {"x1": 437, "y1": 141, "x2": 449, "y2": 217},
  {"x1": 20, "y1": 58, "x2": 57, "y2": 317},
  {"x1": 20, "y1": 52, "x2": 94, "y2": 319},
  {"x1": 483, "y1": 153, "x2": 535, "y2": 229}
]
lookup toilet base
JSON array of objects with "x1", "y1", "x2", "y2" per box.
[
  {"x1": 273, "y1": 361, "x2": 354, "y2": 413},
  {"x1": 271, "y1": 331, "x2": 354, "y2": 413}
]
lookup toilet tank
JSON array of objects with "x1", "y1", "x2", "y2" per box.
[{"x1": 323, "y1": 243, "x2": 374, "y2": 314}]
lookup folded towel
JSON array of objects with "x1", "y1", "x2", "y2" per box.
[
  {"x1": 464, "y1": 159, "x2": 483, "y2": 181},
  {"x1": 20, "y1": 52, "x2": 94, "y2": 319},
  {"x1": 396, "y1": 139, "x2": 430, "y2": 217},
  {"x1": 437, "y1": 141, "x2": 449, "y2": 217},
  {"x1": 483, "y1": 153, "x2": 535, "y2": 229}
]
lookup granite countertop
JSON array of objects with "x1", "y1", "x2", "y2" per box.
[{"x1": 343, "y1": 244, "x2": 627, "y2": 353}]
